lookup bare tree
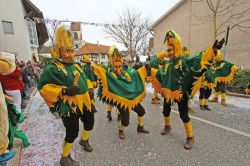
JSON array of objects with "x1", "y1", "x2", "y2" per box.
[
  {"x1": 104, "y1": 7, "x2": 151, "y2": 60},
  {"x1": 46, "y1": 21, "x2": 61, "y2": 46},
  {"x1": 193, "y1": 0, "x2": 250, "y2": 39}
]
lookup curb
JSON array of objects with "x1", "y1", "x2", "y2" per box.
[{"x1": 227, "y1": 92, "x2": 250, "y2": 98}]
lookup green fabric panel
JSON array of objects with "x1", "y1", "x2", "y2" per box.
[
  {"x1": 37, "y1": 59, "x2": 89, "y2": 115},
  {"x1": 81, "y1": 63, "x2": 97, "y2": 84},
  {"x1": 150, "y1": 55, "x2": 160, "y2": 69},
  {"x1": 105, "y1": 70, "x2": 144, "y2": 100},
  {"x1": 214, "y1": 60, "x2": 234, "y2": 78},
  {"x1": 204, "y1": 68, "x2": 215, "y2": 84}
]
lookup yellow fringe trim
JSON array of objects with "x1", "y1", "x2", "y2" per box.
[
  {"x1": 191, "y1": 76, "x2": 204, "y2": 97},
  {"x1": 200, "y1": 47, "x2": 214, "y2": 69},
  {"x1": 92, "y1": 64, "x2": 146, "y2": 111},
  {"x1": 150, "y1": 68, "x2": 182, "y2": 103},
  {"x1": 62, "y1": 92, "x2": 92, "y2": 113},
  {"x1": 215, "y1": 65, "x2": 237, "y2": 84}
]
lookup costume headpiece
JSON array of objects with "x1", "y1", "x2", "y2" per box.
[
  {"x1": 214, "y1": 50, "x2": 224, "y2": 62},
  {"x1": 108, "y1": 45, "x2": 123, "y2": 65},
  {"x1": 163, "y1": 30, "x2": 182, "y2": 57},
  {"x1": 182, "y1": 46, "x2": 190, "y2": 57},
  {"x1": 54, "y1": 26, "x2": 73, "y2": 58}
]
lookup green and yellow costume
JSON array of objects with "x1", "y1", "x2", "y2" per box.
[
  {"x1": 92, "y1": 45, "x2": 149, "y2": 139},
  {"x1": 150, "y1": 30, "x2": 222, "y2": 150},
  {"x1": 37, "y1": 26, "x2": 94, "y2": 165},
  {"x1": 210, "y1": 50, "x2": 238, "y2": 106}
]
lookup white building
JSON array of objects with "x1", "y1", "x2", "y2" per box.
[
  {"x1": 0, "y1": 0, "x2": 48, "y2": 62},
  {"x1": 75, "y1": 42, "x2": 110, "y2": 65},
  {"x1": 70, "y1": 22, "x2": 83, "y2": 52}
]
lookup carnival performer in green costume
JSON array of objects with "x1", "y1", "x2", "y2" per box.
[
  {"x1": 150, "y1": 30, "x2": 225, "y2": 150},
  {"x1": 210, "y1": 50, "x2": 239, "y2": 106},
  {"x1": 199, "y1": 67, "x2": 215, "y2": 111},
  {"x1": 150, "y1": 52, "x2": 167, "y2": 104},
  {"x1": 92, "y1": 45, "x2": 150, "y2": 139},
  {"x1": 38, "y1": 26, "x2": 95, "y2": 166}
]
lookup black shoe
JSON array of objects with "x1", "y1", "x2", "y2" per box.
[
  {"x1": 60, "y1": 155, "x2": 79, "y2": 166},
  {"x1": 161, "y1": 126, "x2": 172, "y2": 135},
  {"x1": 79, "y1": 140, "x2": 93, "y2": 152},
  {"x1": 107, "y1": 112, "x2": 112, "y2": 121},
  {"x1": 203, "y1": 105, "x2": 212, "y2": 111},
  {"x1": 200, "y1": 105, "x2": 205, "y2": 111},
  {"x1": 117, "y1": 114, "x2": 121, "y2": 121}
]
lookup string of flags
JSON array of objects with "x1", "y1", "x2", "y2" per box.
[{"x1": 32, "y1": 17, "x2": 120, "y2": 28}]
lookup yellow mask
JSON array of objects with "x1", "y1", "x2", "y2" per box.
[
  {"x1": 60, "y1": 48, "x2": 75, "y2": 63},
  {"x1": 113, "y1": 61, "x2": 123, "y2": 76}
]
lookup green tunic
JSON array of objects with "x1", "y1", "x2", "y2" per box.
[
  {"x1": 92, "y1": 64, "x2": 147, "y2": 111},
  {"x1": 37, "y1": 59, "x2": 92, "y2": 116}
]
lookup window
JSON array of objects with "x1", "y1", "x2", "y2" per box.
[
  {"x1": 27, "y1": 19, "x2": 38, "y2": 47},
  {"x1": 101, "y1": 54, "x2": 105, "y2": 59},
  {"x1": 2, "y1": 21, "x2": 14, "y2": 34},
  {"x1": 74, "y1": 32, "x2": 78, "y2": 40}
]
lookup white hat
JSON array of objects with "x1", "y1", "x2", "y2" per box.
[{"x1": 0, "y1": 52, "x2": 16, "y2": 61}]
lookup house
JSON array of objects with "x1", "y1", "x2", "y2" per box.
[
  {"x1": 70, "y1": 22, "x2": 83, "y2": 52},
  {"x1": 75, "y1": 42, "x2": 110, "y2": 65},
  {"x1": 0, "y1": 0, "x2": 48, "y2": 62},
  {"x1": 151, "y1": 0, "x2": 250, "y2": 68}
]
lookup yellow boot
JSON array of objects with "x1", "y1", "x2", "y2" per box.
[
  {"x1": 79, "y1": 130, "x2": 93, "y2": 152},
  {"x1": 183, "y1": 121, "x2": 194, "y2": 150},
  {"x1": 107, "y1": 104, "x2": 112, "y2": 121},
  {"x1": 221, "y1": 93, "x2": 227, "y2": 107},
  {"x1": 60, "y1": 141, "x2": 79, "y2": 166},
  {"x1": 137, "y1": 116, "x2": 149, "y2": 133},
  {"x1": 161, "y1": 116, "x2": 172, "y2": 135},
  {"x1": 210, "y1": 92, "x2": 219, "y2": 102},
  {"x1": 199, "y1": 99, "x2": 205, "y2": 111},
  {"x1": 203, "y1": 99, "x2": 212, "y2": 111},
  {"x1": 118, "y1": 123, "x2": 125, "y2": 139}
]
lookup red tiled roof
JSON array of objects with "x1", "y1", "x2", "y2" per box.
[{"x1": 75, "y1": 42, "x2": 110, "y2": 56}]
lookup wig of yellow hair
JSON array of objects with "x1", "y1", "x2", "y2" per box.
[{"x1": 55, "y1": 26, "x2": 73, "y2": 57}]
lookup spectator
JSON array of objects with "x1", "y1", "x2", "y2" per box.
[{"x1": 19, "y1": 62, "x2": 29, "y2": 99}]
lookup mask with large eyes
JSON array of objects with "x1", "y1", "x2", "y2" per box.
[
  {"x1": 113, "y1": 61, "x2": 123, "y2": 76},
  {"x1": 60, "y1": 48, "x2": 75, "y2": 63}
]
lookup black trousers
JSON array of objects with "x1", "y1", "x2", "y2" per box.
[
  {"x1": 215, "y1": 82, "x2": 226, "y2": 93},
  {"x1": 199, "y1": 87, "x2": 212, "y2": 99},
  {"x1": 118, "y1": 103, "x2": 145, "y2": 127},
  {"x1": 61, "y1": 109, "x2": 94, "y2": 143},
  {"x1": 162, "y1": 94, "x2": 190, "y2": 123}
]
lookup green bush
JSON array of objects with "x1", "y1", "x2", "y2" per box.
[{"x1": 227, "y1": 69, "x2": 250, "y2": 94}]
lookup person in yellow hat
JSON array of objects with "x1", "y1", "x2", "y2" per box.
[
  {"x1": 38, "y1": 26, "x2": 95, "y2": 166},
  {"x1": 92, "y1": 45, "x2": 150, "y2": 139},
  {"x1": 210, "y1": 50, "x2": 239, "y2": 106},
  {"x1": 150, "y1": 30, "x2": 225, "y2": 150}
]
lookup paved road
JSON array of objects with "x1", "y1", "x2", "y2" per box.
[{"x1": 19, "y1": 85, "x2": 250, "y2": 166}]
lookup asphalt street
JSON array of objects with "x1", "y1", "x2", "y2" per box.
[{"x1": 19, "y1": 85, "x2": 250, "y2": 166}]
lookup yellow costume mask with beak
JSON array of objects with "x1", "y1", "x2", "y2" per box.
[
  {"x1": 163, "y1": 30, "x2": 183, "y2": 59},
  {"x1": 109, "y1": 45, "x2": 123, "y2": 76},
  {"x1": 53, "y1": 26, "x2": 74, "y2": 63}
]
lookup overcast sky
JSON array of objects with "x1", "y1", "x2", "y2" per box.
[{"x1": 31, "y1": 0, "x2": 179, "y2": 50}]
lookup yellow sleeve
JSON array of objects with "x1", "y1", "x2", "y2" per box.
[{"x1": 39, "y1": 84, "x2": 66, "y2": 107}]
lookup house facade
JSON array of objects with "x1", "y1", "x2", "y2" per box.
[
  {"x1": 151, "y1": 0, "x2": 250, "y2": 68},
  {"x1": 0, "y1": 0, "x2": 48, "y2": 62},
  {"x1": 75, "y1": 42, "x2": 110, "y2": 65}
]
